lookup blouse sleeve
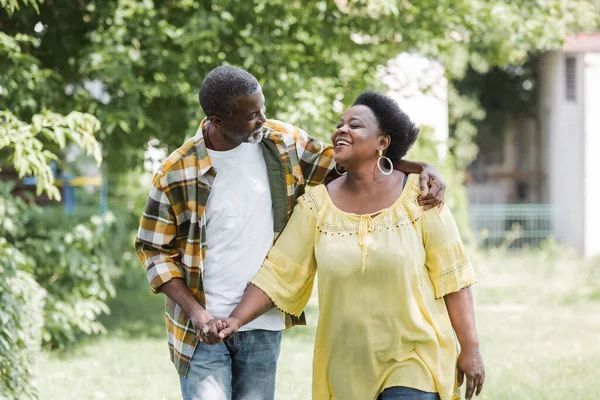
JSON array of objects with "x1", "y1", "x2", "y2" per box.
[
  {"x1": 251, "y1": 194, "x2": 318, "y2": 317},
  {"x1": 421, "y1": 204, "x2": 478, "y2": 299}
]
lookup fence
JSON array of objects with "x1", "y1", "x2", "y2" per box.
[{"x1": 469, "y1": 204, "x2": 554, "y2": 249}]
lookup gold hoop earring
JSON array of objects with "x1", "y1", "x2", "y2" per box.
[{"x1": 377, "y1": 149, "x2": 393, "y2": 176}]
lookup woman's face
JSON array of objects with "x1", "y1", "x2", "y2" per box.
[{"x1": 331, "y1": 105, "x2": 388, "y2": 168}]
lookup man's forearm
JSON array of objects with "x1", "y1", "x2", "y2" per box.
[
  {"x1": 159, "y1": 278, "x2": 205, "y2": 317},
  {"x1": 394, "y1": 159, "x2": 426, "y2": 174}
]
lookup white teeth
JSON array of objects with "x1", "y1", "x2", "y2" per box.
[{"x1": 336, "y1": 139, "x2": 351, "y2": 146}]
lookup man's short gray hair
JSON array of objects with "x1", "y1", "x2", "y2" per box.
[{"x1": 199, "y1": 66, "x2": 260, "y2": 118}]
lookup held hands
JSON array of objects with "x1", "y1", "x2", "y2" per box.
[
  {"x1": 189, "y1": 307, "x2": 220, "y2": 345},
  {"x1": 195, "y1": 316, "x2": 242, "y2": 344}
]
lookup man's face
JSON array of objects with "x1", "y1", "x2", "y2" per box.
[{"x1": 218, "y1": 88, "x2": 267, "y2": 145}]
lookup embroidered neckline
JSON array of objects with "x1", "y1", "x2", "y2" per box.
[
  {"x1": 303, "y1": 176, "x2": 422, "y2": 273},
  {"x1": 321, "y1": 176, "x2": 414, "y2": 220}
]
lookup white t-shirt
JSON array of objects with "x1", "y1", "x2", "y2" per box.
[{"x1": 203, "y1": 143, "x2": 285, "y2": 331}]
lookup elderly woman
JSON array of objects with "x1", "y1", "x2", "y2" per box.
[{"x1": 210, "y1": 91, "x2": 485, "y2": 400}]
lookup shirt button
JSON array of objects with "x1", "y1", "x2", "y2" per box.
[{"x1": 190, "y1": 337, "x2": 197, "y2": 343}]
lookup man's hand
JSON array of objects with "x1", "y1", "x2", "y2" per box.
[
  {"x1": 189, "y1": 306, "x2": 219, "y2": 344},
  {"x1": 457, "y1": 345, "x2": 485, "y2": 399},
  {"x1": 417, "y1": 163, "x2": 446, "y2": 211},
  {"x1": 210, "y1": 317, "x2": 241, "y2": 342}
]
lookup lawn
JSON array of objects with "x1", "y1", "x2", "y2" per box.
[{"x1": 36, "y1": 249, "x2": 600, "y2": 399}]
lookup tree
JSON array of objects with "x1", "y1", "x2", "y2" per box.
[
  {"x1": 0, "y1": 109, "x2": 105, "y2": 399},
  {"x1": 2, "y1": 0, "x2": 598, "y2": 172},
  {"x1": 1, "y1": 3, "x2": 108, "y2": 398},
  {"x1": 2, "y1": 1, "x2": 598, "y2": 397}
]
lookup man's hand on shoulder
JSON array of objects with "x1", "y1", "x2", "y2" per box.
[
  {"x1": 395, "y1": 159, "x2": 447, "y2": 210},
  {"x1": 417, "y1": 163, "x2": 446, "y2": 211}
]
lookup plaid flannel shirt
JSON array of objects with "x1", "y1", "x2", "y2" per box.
[{"x1": 135, "y1": 119, "x2": 335, "y2": 377}]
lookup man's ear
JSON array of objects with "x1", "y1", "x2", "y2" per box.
[{"x1": 209, "y1": 115, "x2": 224, "y2": 128}]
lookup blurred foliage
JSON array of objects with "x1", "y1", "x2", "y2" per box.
[
  {"x1": 1, "y1": 1, "x2": 599, "y2": 397},
  {"x1": 0, "y1": 180, "x2": 117, "y2": 399},
  {"x1": 407, "y1": 126, "x2": 473, "y2": 241},
  {"x1": 0, "y1": 185, "x2": 45, "y2": 400},
  {"x1": 2, "y1": 0, "x2": 599, "y2": 172},
  {"x1": 447, "y1": 84, "x2": 486, "y2": 170},
  {"x1": 0, "y1": 176, "x2": 113, "y2": 399},
  {"x1": 452, "y1": 56, "x2": 542, "y2": 161},
  {"x1": 23, "y1": 208, "x2": 117, "y2": 349},
  {"x1": 0, "y1": 183, "x2": 117, "y2": 352},
  {"x1": 103, "y1": 169, "x2": 155, "y2": 287},
  {"x1": 0, "y1": 17, "x2": 105, "y2": 393},
  {"x1": 0, "y1": 0, "x2": 40, "y2": 14},
  {"x1": 0, "y1": 109, "x2": 101, "y2": 199}
]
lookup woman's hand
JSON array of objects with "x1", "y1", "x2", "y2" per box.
[
  {"x1": 200, "y1": 317, "x2": 227, "y2": 344},
  {"x1": 214, "y1": 317, "x2": 242, "y2": 341},
  {"x1": 457, "y1": 345, "x2": 485, "y2": 399}
]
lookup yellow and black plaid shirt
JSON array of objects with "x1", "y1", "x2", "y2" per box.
[{"x1": 135, "y1": 119, "x2": 335, "y2": 377}]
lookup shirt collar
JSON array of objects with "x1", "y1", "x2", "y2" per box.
[{"x1": 194, "y1": 119, "x2": 214, "y2": 176}]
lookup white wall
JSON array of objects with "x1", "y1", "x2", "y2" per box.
[
  {"x1": 378, "y1": 53, "x2": 449, "y2": 160},
  {"x1": 583, "y1": 53, "x2": 600, "y2": 258},
  {"x1": 539, "y1": 52, "x2": 586, "y2": 253}
]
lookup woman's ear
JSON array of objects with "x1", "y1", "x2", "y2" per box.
[{"x1": 379, "y1": 135, "x2": 391, "y2": 152}]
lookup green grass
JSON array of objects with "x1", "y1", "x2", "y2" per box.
[{"x1": 36, "y1": 250, "x2": 600, "y2": 399}]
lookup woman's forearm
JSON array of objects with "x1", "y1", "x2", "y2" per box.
[
  {"x1": 444, "y1": 287, "x2": 480, "y2": 349},
  {"x1": 229, "y1": 284, "x2": 275, "y2": 326}
]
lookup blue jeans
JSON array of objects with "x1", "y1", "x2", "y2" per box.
[
  {"x1": 180, "y1": 330, "x2": 282, "y2": 400},
  {"x1": 378, "y1": 387, "x2": 441, "y2": 400}
]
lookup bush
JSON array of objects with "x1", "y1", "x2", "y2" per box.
[
  {"x1": 0, "y1": 184, "x2": 45, "y2": 399},
  {"x1": 24, "y1": 208, "x2": 117, "y2": 348},
  {"x1": 0, "y1": 263, "x2": 45, "y2": 400},
  {"x1": 0, "y1": 105, "x2": 102, "y2": 397}
]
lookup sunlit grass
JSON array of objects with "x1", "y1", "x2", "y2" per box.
[{"x1": 36, "y1": 250, "x2": 600, "y2": 399}]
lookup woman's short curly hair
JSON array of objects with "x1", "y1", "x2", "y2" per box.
[{"x1": 353, "y1": 90, "x2": 419, "y2": 163}]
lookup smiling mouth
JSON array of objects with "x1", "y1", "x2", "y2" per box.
[{"x1": 334, "y1": 138, "x2": 352, "y2": 147}]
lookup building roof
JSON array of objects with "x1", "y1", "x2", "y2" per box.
[{"x1": 564, "y1": 33, "x2": 600, "y2": 53}]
